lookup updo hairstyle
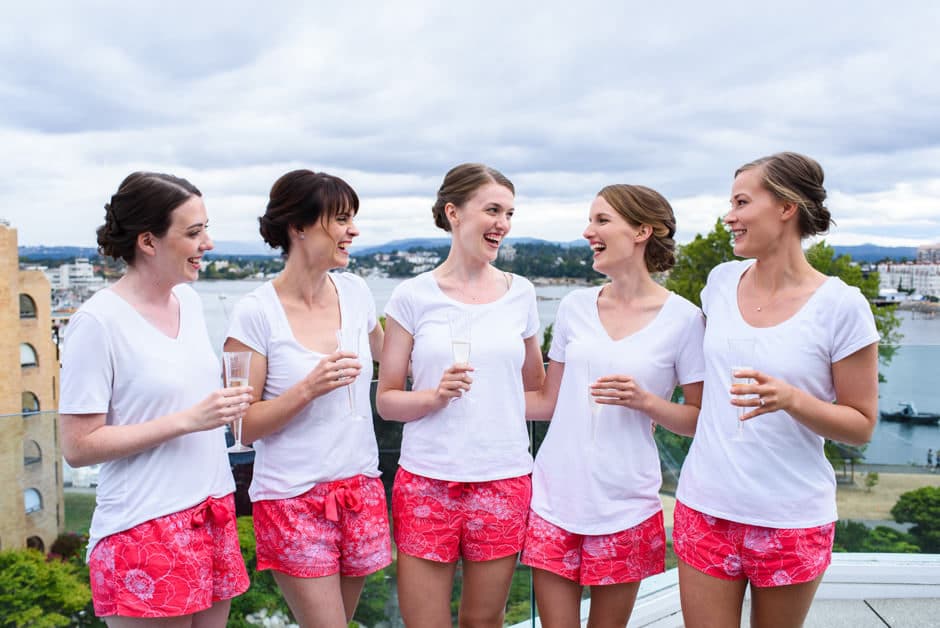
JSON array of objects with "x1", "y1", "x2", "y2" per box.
[
  {"x1": 597, "y1": 184, "x2": 677, "y2": 273},
  {"x1": 431, "y1": 163, "x2": 514, "y2": 232}
]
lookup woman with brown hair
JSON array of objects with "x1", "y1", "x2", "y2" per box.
[
  {"x1": 377, "y1": 163, "x2": 545, "y2": 627},
  {"x1": 674, "y1": 152, "x2": 879, "y2": 627},
  {"x1": 59, "y1": 172, "x2": 251, "y2": 625},
  {"x1": 224, "y1": 170, "x2": 390, "y2": 626},
  {"x1": 523, "y1": 185, "x2": 705, "y2": 627}
]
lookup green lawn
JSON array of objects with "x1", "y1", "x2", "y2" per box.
[{"x1": 64, "y1": 491, "x2": 96, "y2": 535}]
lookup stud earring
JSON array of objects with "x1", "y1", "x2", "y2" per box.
[{"x1": 299, "y1": 233, "x2": 305, "y2": 240}]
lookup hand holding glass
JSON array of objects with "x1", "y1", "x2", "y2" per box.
[
  {"x1": 728, "y1": 338, "x2": 757, "y2": 441},
  {"x1": 222, "y1": 351, "x2": 252, "y2": 452},
  {"x1": 335, "y1": 327, "x2": 366, "y2": 421},
  {"x1": 587, "y1": 361, "x2": 610, "y2": 441}
]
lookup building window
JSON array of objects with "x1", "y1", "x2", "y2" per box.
[
  {"x1": 22, "y1": 391, "x2": 40, "y2": 414},
  {"x1": 24, "y1": 488, "x2": 42, "y2": 514},
  {"x1": 26, "y1": 536, "x2": 44, "y2": 552},
  {"x1": 24, "y1": 439, "x2": 41, "y2": 465},
  {"x1": 20, "y1": 343, "x2": 38, "y2": 368},
  {"x1": 19, "y1": 294, "x2": 37, "y2": 319}
]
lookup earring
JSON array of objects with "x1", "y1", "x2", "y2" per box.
[{"x1": 299, "y1": 233, "x2": 305, "y2": 240}]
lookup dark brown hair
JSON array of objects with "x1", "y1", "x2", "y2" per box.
[
  {"x1": 431, "y1": 163, "x2": 514, "y2": 232},
  {"x1": 597, "y1": 184, "x2": 677, "y2": 272},
  {"x1": 96, "y1": 172, "x2": 201, "y2": 264},
  {"x1": 258, "y1": 170, "x2": 359, "y2": 255},
  {"x1": 735, "y1": 152, "x2": 833, "y2": 237}
]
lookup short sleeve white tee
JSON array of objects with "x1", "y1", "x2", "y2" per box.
[
  {"x1": 676, "y1": 260, "x2": 880, "y2": 528},
  {"x1": 59, "y1": 284, "x2": 235, "y2": 557},
  {"x1": 225, "y1": 273, "x2": 381, "y2": 501},
  {"x1": 531, "y1": 288, "x2": 705, "y2": 535},
  {"x1": 384, "y1": 271, "x2": 539, "y2": 482}
]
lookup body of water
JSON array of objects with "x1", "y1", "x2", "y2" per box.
[{"x1": 194, "y1": 279, "x2": 940, "y2": 467}]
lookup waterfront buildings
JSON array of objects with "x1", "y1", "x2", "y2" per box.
[
  {"x1": 0, "y1": 223, "x2": 63, "y2": 551},
  {"x1": 877, "y1": 262, "x2": 940, "y2": 298}
]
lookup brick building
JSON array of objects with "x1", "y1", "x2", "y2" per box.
[{"x1": 0, "y1": 223, "x2": 63, "y2": 551}]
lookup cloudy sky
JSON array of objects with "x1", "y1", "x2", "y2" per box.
[{"x1": 2, "y1": 1, "x2": 938, "y2": 249}]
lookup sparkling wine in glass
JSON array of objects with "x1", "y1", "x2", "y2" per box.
[
  {"x1": 728, "y1": 338, "x2": 757, "y2": 441},
  {"x1": 336, "y1": 326, "x2": 366, "y2": 421},
  {"x1": 223, "y1": 351, "x2": 252, "y2": 452},
  {"x1": 587, "y1": 360, "x2": 608, "y2": 441},
  {"x1": 447, "y1": 310, "x2": 473, "y2": 413}
]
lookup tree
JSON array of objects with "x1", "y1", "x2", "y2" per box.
[
  {"x1": 891, "y1": 486, "x2": 940, "y2": 552},
  {"x1": 664, "y1": 218, "x2": 736, "y2": 307},
  {"x1": 0, "y1": 549, "x2": 91, "y2": 627},
  {"x1": 805, "y1": 241, "x2": 902, "y2": 370},
  {"x1": 227, "y1": 517, "x2": 293, "y2": 627},
  {"x1": 833, "y1": 520, "x2": 920, "y2": 553}
]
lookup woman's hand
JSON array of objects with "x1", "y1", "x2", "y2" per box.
[
  {"x1": 301, "y1": 350, "x2": 362, "y2": 402},
  {"x1": 730, "y1": 368, "x2": 797, "y2": 421},
  {"x1": 184, "y1": 385, "x2": 254, "y2": 432},
  {"x1": 432, "y1": 364, "x2": 474, "y2": 410},
  {"x1": 591, "y1": 374, "x2": 651, "y2": 412}
]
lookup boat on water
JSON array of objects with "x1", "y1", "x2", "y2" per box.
[{"x1": 880, "y1": 402, "x2": 940, "y2": 426}]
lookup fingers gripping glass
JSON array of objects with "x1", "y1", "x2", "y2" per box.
[
  {"x1": 336, "y1": 326, "x2": 366, "y2": 421},
  {"x1": 223, "y1": 351, "x2": 252, "y2": 452}
]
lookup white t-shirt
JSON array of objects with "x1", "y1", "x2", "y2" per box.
[
  {"x1": 677, "y1": 260, "x2": 880, "y2": 528},
  {"x1": 59, "y1": 284, "x2": 235, "y2": 557},
  {"x1": 384, "y1": 271, "x2": 540, "y2": 482},
  {"x1": 226, "y1": 273, "x2": 381, "y2": 501},
  {"x1": 531, "y1": 288, "x2": 705, "y2": 535}
]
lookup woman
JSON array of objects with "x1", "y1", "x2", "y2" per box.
[
  {"x1": 523, "y1": 185, "x2": 705, "y2": 627},
  {"x1": 376, "y1": 163, "x2": 545, "y2": 628},
  {"x1": 59, "y1": 172, "x2": 251, "y2": 625},
  {"x1": 674, "y1": 152, "x2": 879, "y2": 627},
  {"x1": 223, "y1": 170, "x2": 390, "y2": 626}
]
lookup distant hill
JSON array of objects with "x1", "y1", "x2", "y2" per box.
[
  {"x1": 19, "y1": 245, "x2": 99, "y2": 260},
  {"x1": 17, "y1": 240, "x2": 919, "y2": 263},
  {"x1": 831, "y1": 244, "x2": 918, "y2": 263}
]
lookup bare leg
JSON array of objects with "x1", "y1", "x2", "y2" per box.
[
  {"x1": 339, "y1": 575, "x2": 367, "y2": 623},
  {"x1": 531, "y1": 567, "x2": 582, "y2": 628},
  {"x1": 750, "y1": 575, "x2": 823, "y2": 628},
  {"x1": 396, "y1": 553, "x2": 459, "y2": 628},
  {"x1": 272, "y1": 571, "x2": 348, "y2": 628},
  {"x1": 190, "y1": 600, "x2": 231, "y2": 628},
  {"x1": 458, "y1": 554, "x2": 518, "y2": 628},
  {"x1": 586, "y1": 581, "x2": 642, "y2": 628},
  {"x1": 678, "y1": 559, "x2": 748, "y2": 628}
]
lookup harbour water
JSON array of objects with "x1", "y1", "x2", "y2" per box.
[{"x1": 194, "y1": 278, "x2": 940, "y2": 467}]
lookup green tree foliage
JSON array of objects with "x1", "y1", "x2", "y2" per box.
[
  {"x1": 805, "y1": 241, "x2": 901, "y2": 368},
  {"x1": 833, "y1": 520, "x2": 920, "y2": 553},
  {"x1": 0, "y1": 549, "x2": 91, "y2": 627},
  {"x1": 664, "y1": 217, "x2": 737, "y2": 307},
  {"x1": 353, "y1": 569, "x2": 392, "y2": 627},
  {"x1": 891, "y1": 486, "x2": 940, "y2": 552}
]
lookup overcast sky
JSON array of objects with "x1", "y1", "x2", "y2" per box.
[{"x1": 2, "y1": 1, "x2": 938, "y2": 249}]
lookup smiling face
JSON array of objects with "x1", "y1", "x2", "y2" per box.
[
  {"x1": 726, "y1": 166, "x2": 789, "y2": 258},
  {"x1": 308, "y1": 204, "x2": 360, "y2": 269},
  {"x1": 150, "y1": 195, "x2": 213, "y2": 283},
  {"x1": 449, "y1": 182, "x2": 515, "y2": 263},
  {"x1": 582, "y1": 195, "x2": 646, "y2": 276}
]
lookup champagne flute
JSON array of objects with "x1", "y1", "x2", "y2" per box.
[
  {"x1": 447, "y1": 310, "x2": 473, "y2": 414},
  {"x1": 222, "y1": 351, "x2": 253, "y2": 452},
  {"x1": 335, "y1": 326, "x2": 366, "y2": 421},
  {"x1": 728, "y1": 338, "x2": 757, "y2": 441},
  {"x1": 587, "y1": 360, "x2": 609, "y2": 441}
]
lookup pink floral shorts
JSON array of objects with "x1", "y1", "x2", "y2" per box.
[
  {"x1": 88, "y1": 494, "x2": 248, "y2": 618},
  {"x1": 392, "y1": 467, "x2": 531, "y2": 563},
  {"x1": 253, "y1": 475, "x2": 391, "y2": 578},
  {"x1": 521, "y1": 510, "x2": 665, "y2": 585},
  {"x1": 672, "y1": 501, "x2": 835, "y2": 587}
]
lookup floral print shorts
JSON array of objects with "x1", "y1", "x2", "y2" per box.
[
  {"x1": 253, "y1": 475, "x2": 391, "y2": 578},
  {"x1": 88, "y1": 494, "x2": 248, "y2": 618},
  {"x1": 392, "y1": 467, "x2": 531, "y2": 563},
  {"x1": 672, "y1": 500, "x2": 834, "y2": 587},
  {"x1": 521, "y1": 510, "x2": 665, "y2": 585}
]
